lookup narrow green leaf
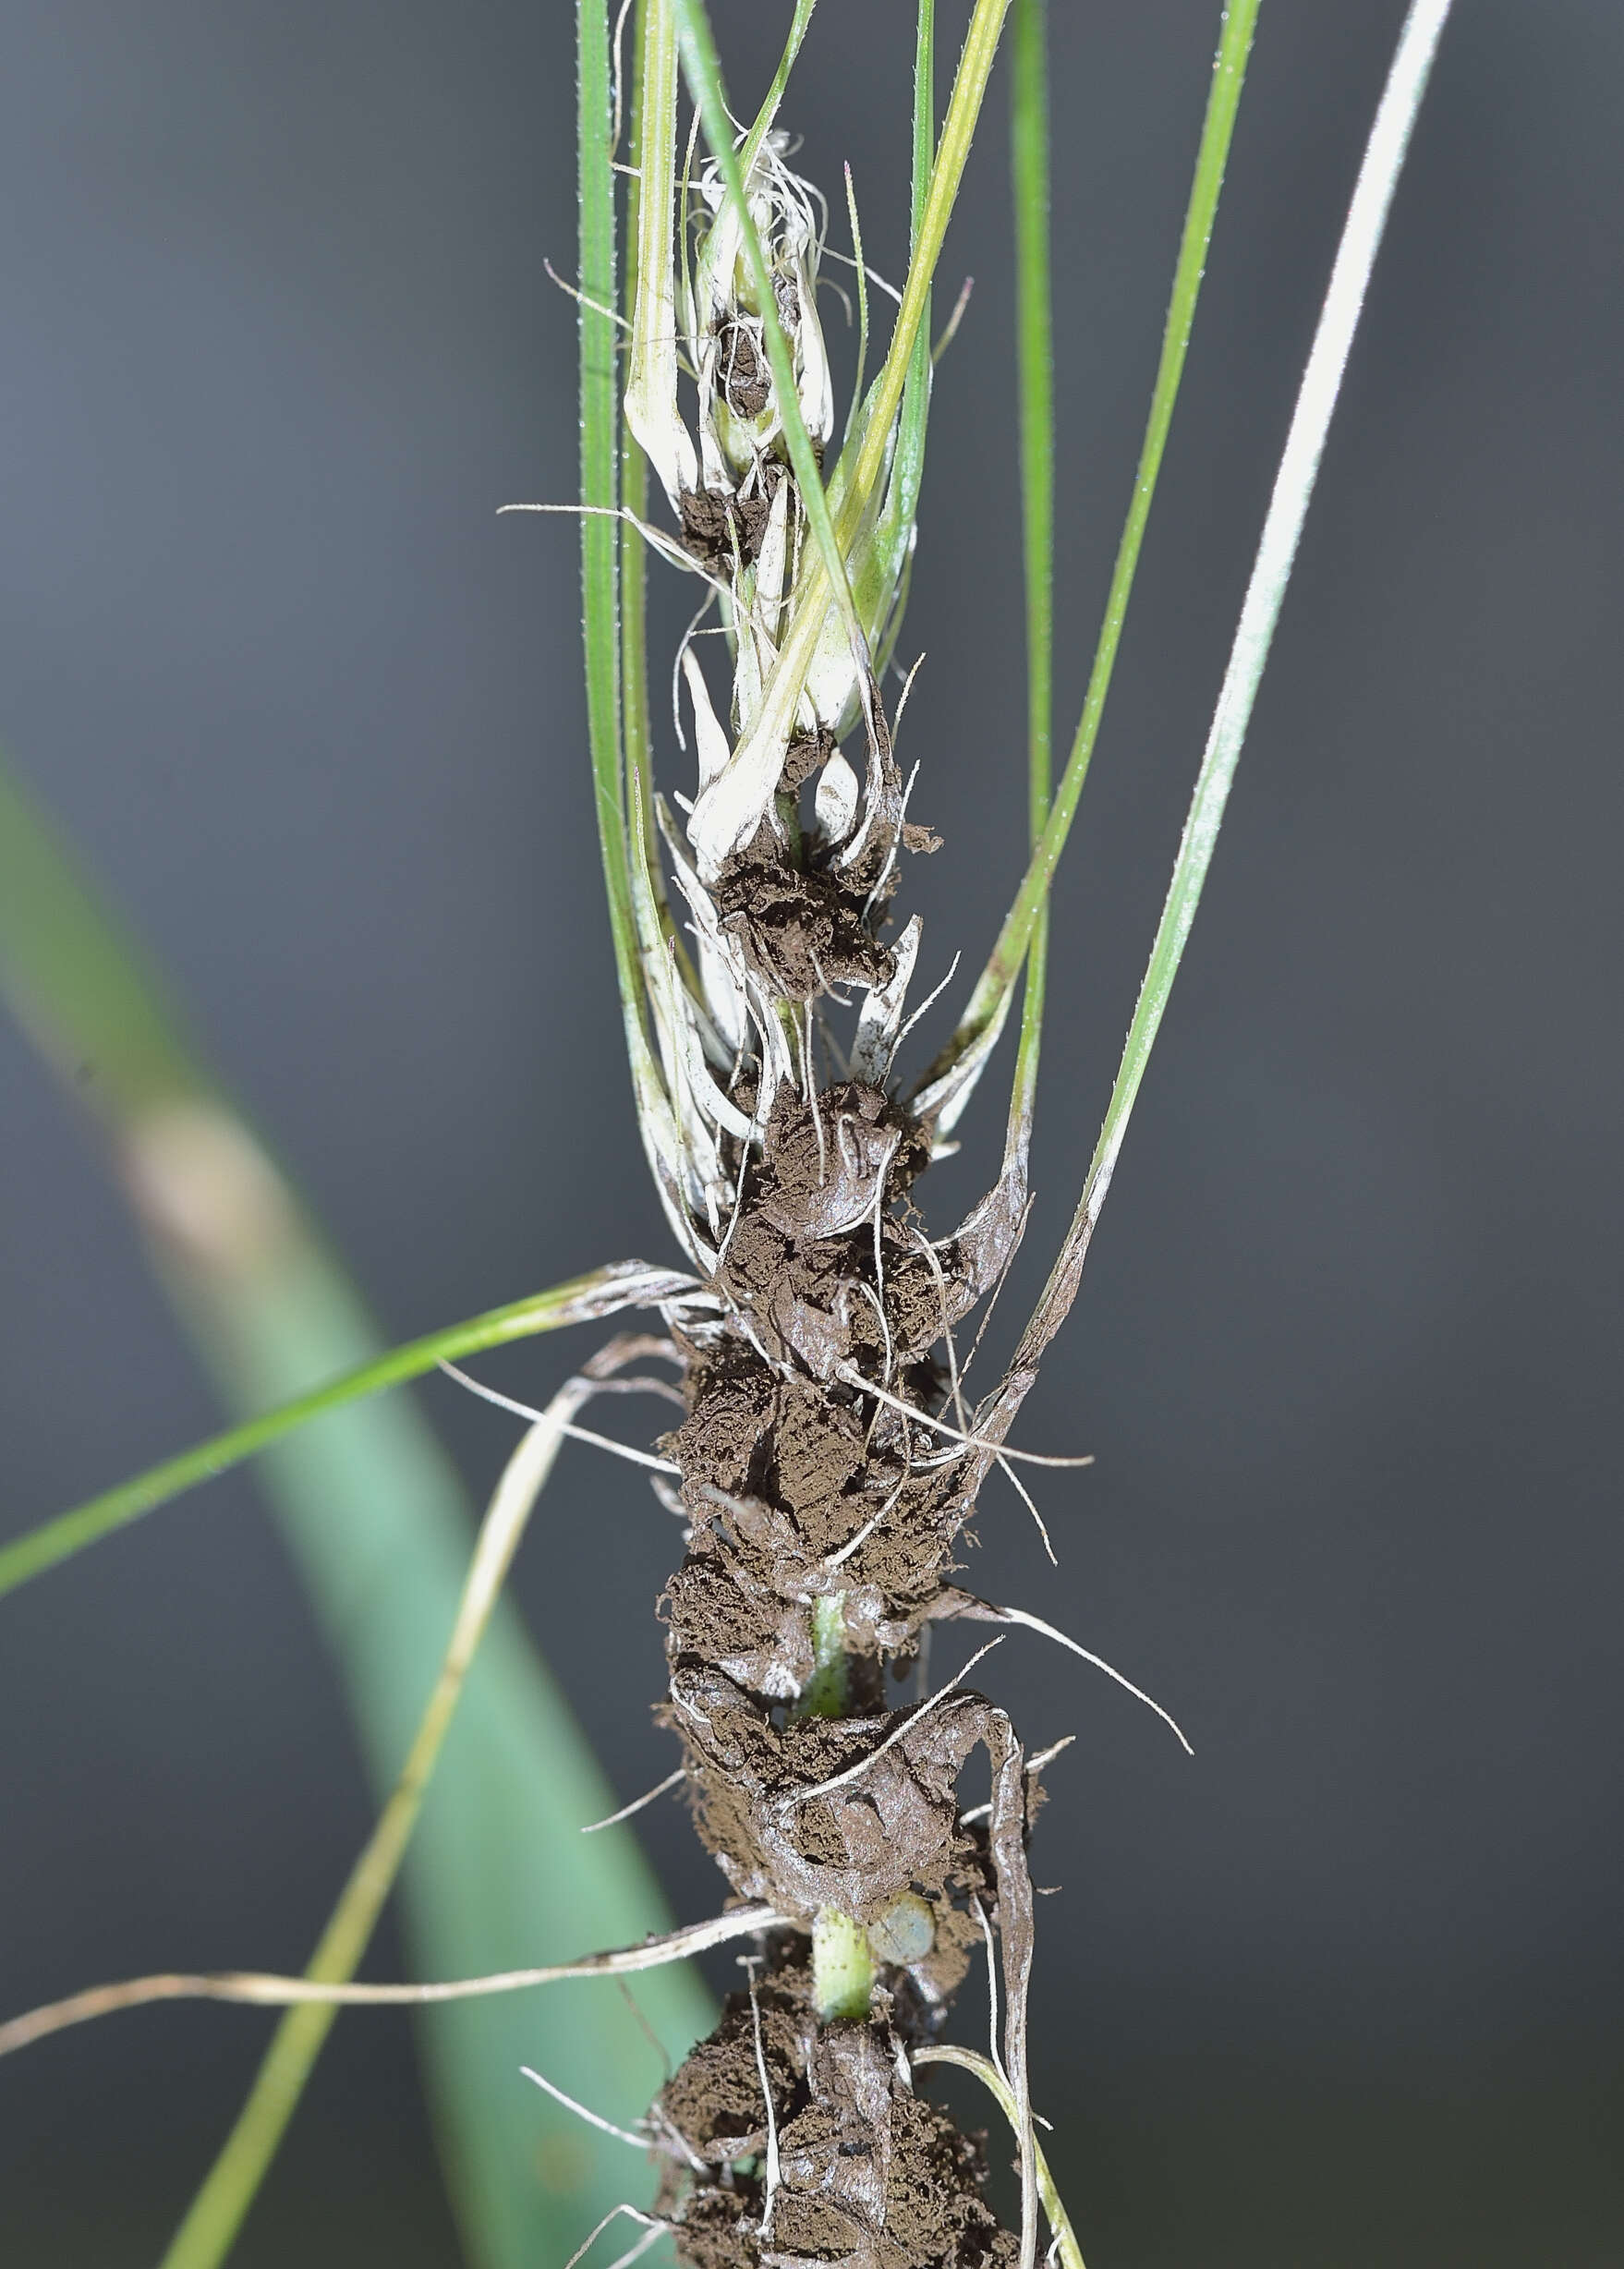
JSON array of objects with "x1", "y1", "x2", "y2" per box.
[
  {"x1": 0, "y1": 764, "x2": 200, "y2": 1107},
  {"x1": 1006, "y1": 0, "x2": 1454, "y2": 1375},
  {"x1": 739, "y1": 0, "x2": 818, "y2": 177},
  {"x1": 621, "y1": 0, "x2": 654, "y2": 843},
  {"x1": 840, "y1": 164, "x2": 871, "y2": 455},
  {"x1": 864, "y1": 0, "x2": 938, "y2": 660},
  {"x1": 927, "y1": 0, "x2": 1259, "y2": 1096},
  {"x1": 0, "y1": 755, "x2": 712, "y2": 2263},
  {"x1": 166, "y1": 1253, "x2": 712, "y2": 2269},
  {"x1": 621, "y1": 2, "x2": 697, "y2": 995},
  {"x1": 0, "y1": 1262, "x2": 689, "y2": 1600},
  {"x1": 1012, "y1": 0, "x2": 1053, "y2": 851},
  {"x1": 582, "y1": 0, "x2": 699, "y2": 1262},
  {"x1": 839, "y1": 0, "x2": 1012, "y2": 546},
  {"x1": 160, "y1": 1380, "x2": 597, "y2": 2269},
  {"x1": 865, "y1": 0, "x2": 936, "y2": 670},
  {"x1": 912, "y1": 0, "x2": 936, "y2": 247},
  {"x1": 1006, "y1": 0, "x2": 1055, "y2": 1155},
  {"x1": 578, "y1": 0, "x2": 648, "y2": 1066}
]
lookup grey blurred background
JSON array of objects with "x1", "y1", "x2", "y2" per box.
[{"x1": 2, "y1": 1, "x2": 1620, "y2": 2262}]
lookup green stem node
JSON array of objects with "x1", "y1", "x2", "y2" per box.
[
  {"x1": 795, "y1": 1594, "x2": 850, "y2": 1719},
  {"x1": 811, "y1": 1909, "x2": 875, "y2": 2022}
]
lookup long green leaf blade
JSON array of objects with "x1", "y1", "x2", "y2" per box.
[
  {"x1": 1005, "y1": 0, "x2": 1455, "y2": 1377},
  {"x1": 1012, "y1": 0, "x2": 1054, "y2": 855},
  {"x1": 159, "y1": 1380, "x2": 601, "y2": 2269},
  {"x1": 0, "y1": 1261, "x2": 688, "y2": 1600},
  {"x1": 579, "y1": 0, "x2": 648, "y2": 1065},
  {"x1": 1006, "y1": 0, "x2": 1055, "y2": 1152},
  {"x1": 927, "y1": 0, "x2": 1259, "y2": 1094},
  {"x1": 739, "y1": 0, "x2": 818, "y2": 177},
  {"x1": 0, "y1": 757, "x2": 711, "y2": 2263},
  {"x1": 170, "y1": 1255, "x2": 712, "y2": 2269},
  {"x1": 876, "y1": 0, "x2": 936, "y2": 650}
]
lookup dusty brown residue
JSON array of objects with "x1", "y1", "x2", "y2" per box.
[
  {"x1": 681, "y1": 483, "x2": 775, "y2": 570},
  {"x1": 712, "y1": 820, "x2": 895, "y2": 1003},
  {"x1": 714, "y1": 320, "x2": 772, "y2": 419},
  {"x1": 621, "y1": 649, "x2": 1062, "y2": 2269},
  {"x1": 659, "y1": 1978, "x2": 1017, "y2": 2269}
]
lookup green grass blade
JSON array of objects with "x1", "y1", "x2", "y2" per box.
[
  {"x1": 927, "y1": 0, "x2": 1258, "y2": 1094},
  {"x1": 912, "y1": 0, "x2": 935, "y2": 244},
  {"x1": 0, "y1": 764, "x2": 200, "y2": 1106},
  {"x1": 621, "y1": 2, "x2": 696, "y2": 993},
  {"x1": 866, "y1": 0, "x2": 935, "y2": 669},
  {"x1": 0, "y1": 758, "x2": 712, "y2": 2262},
  {"x1": 840, "y1": 164, "x2": 870, "y2": 455},
  {"x1": 1012, "y1": 0, "x2": 1053, "y2": 851},
  {"x1": 584, "y1": 0, "x2": 698, "y2": 1255},
  {"x1": 579, "y1": 0, "x2": 648, "y2": 1063},
  {"x1": 160, "y1": 1381, "x2": 594, "y2": 2269},
  {"x1": 879, "y1": 0, "x2": 938, "y2": 559},
  {"x1": 1005, "y1": 0, "x2": 1055, "y2": 1155},
  {"x1": 0, "y1": 1262, "x2": 687, "y2": 1601},
  {"x1": 672, "y1": 0, "x2": 866, "y2": 655},
  {"x1": 1008, "y1": 0, "x2": 1454, "y2": 1372},
  {"x1": 818, "y1": 0, "x2": 1007, "y2": 564},
  {"x1": 841, "y1": 0, "x2": 939, "y2": 662},
  {"x1": 739, "y1": 0, "x2": 818, "y2": 177},
  {"x1": 844, "y1": 0, "x2": 1011, "y2": 540},
  {"x1": 622, "y1": 5, "x2": 653, "y2": 880},
  {"x1": 165, "y1": 1245, "x2": 712, "y2": 2269}
]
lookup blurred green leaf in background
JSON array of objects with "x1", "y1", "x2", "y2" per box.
[{"x1": 0, "y1": 754, "x2": 712, "y2": 2266}]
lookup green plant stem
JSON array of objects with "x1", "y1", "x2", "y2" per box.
[
  {"x1": 811, "y1": 1910, "x2": 875, "y2": 2022},
  {"x1": 794, "y1": 1592, "x2": 850, "y2": 1720},
  {"x1": 841, "y1": 164, "x2": 870, "y2": 455},
  {"x1": 1006, "y1": 0, "x2": 1055, "y2": 1154},
  {"x1": 848, "y1": 0, "x2": 1011, "y2": 533},
  {"x1": 588, "y1": 0, "x2": 697, "y2": 1205},
  {"x1": 912, "y1": 0, "x2": 935, "y2": 245},
  {"x1": 931, "y1": 0, "x2": 1259, "y2": 1087},
  {"x1": 161, "y1": 1381, "x2": 590, "y2": 2269},
  {"x1": 578, "y1": 0, "x2": 644, "y2": 1059},
  {"x1": 1012, "y1": 0, "x2": 1054, "y2": 857},
  {"x1": 739, "y1": 0, "x2": 818, "y2": 176},
  {"x1": 1005, "y1": 0, "x2": 1454, "y2": 1379},
  {"x1": 0, "y1": 1262, "x2": 686, "y2": 1600},
  {"x1": 896, "y1": 0, "x2": 936, "y2": 540},
  {"x1": 857, "y1": 0, "x2": 937, "y2": 672},
  {"x1": 621, "y1": 6, "x2": 651, "y2": 854},
  {"x1": 620, "y1": 1, "x2": 689, "y2": 982}
]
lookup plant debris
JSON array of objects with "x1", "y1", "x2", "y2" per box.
[
  {"x1": 630, "y1": 623, "x2": 1059, "y2": 2263},
  {"x1": 603, "y1": 68, "x2": 1086, "y2": 2269}
]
